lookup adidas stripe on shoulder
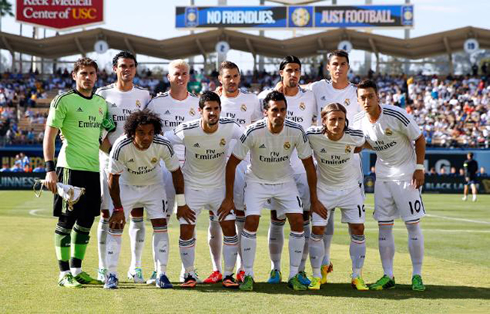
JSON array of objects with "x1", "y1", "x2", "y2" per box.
[
  {"x1": 383, "y1": 107, "x2": 410, "y2": 126},
  {"x1": 50, "y1": 90, "x2": 75, "y2": 109},
  {"x1": 112, "y1": 137, "x2": 132, "y2": 161},
  {"x1": 154, "y1": 136, "x2": 175, "y2": 155},
  {"x1": 240, "y1": 121, "x2": 266, "y2": 142},
  {"x1": 345, "y1": 128, "x2": 364, "y2": 138}
]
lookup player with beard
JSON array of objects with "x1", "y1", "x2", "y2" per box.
[
  {"x1": 96, "y1": 51, "x2": 152, "y2": 284},
  {"x1": 258, "y1": 56, "x2": 316, "y2": 285},
  {"x1": 203, "y1": 61, "x2": 262, "y2": 284}
]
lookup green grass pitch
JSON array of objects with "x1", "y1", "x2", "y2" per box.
[{"x1": 1, "y1": 191, "x2": 489, "y2": 313}]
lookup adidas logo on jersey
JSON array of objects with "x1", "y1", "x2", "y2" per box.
[
  {"x1": 128, "y1": 158, "x2": 135, "y2": 162},
  {"x1": 193, "y1": 143, "x2": 200, "y2": 148},
  {"x1": 164, "y1": 110, "x2": 171, "y2": 115},
  {"x1": 259, "y1": 144, "x2": 266, "y2": 149},
  {"x1": 320, "y1": 148, "x2": 326, "y2": 153},
  {"x1": 110, "y1": 103, "x2": 117, "y2": 108},
  {"x1": 77, "y1": 107, "x2": 83, "y2": 112},
  {"x1": 321, "y1": 96, "x2": 326, "y2": 101}
]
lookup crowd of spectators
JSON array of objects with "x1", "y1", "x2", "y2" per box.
[
  {"x1": 0, "y1": 152, "x2": 45, "y2": 173},
  {"x1": 0, "y1": 67, "x2": 489, "y2": 148}
]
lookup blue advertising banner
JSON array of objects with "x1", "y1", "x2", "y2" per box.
[
  {"x1": 176, "y1": 5, "x2": 413, "y2": 29},
  {"x1": 313, "y1": 5, "x2": 413, "y2": 28},
  {"x1": 176, "y1": 6, "x2": 287, "y2": 29}
]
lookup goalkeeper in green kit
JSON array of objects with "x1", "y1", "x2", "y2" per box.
[{"x1": 43, "y1": 57, "x2": 115, "y2": 288}]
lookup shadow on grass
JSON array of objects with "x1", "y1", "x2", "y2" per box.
[{"x1": 179, "y1": 282, "x2": 490, "y2": 300}]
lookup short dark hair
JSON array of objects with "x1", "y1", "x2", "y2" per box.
[
  {"x1": 327, "y1": 49, "x2": 350, "y2": 65},
  {"x1": 219, "y1": 61, "x2": 239, "y2": 75},
  {"x1": 468, "y1": 152, "x2": 474, "y2": 158},
  {"x1": 73, "y1": 57, "x2": 98, "y2": 73},
  {"x1": 321, "y1": 102, "x2": 349, "y2": 128},
  {"x1": 357, "y1": 79, "x2": 379, "y2": 95},
  {"x1": 124, "y1": 109, "x2": 162, "y2": 138},
  {"x1": 263, "y1": 90, "x2": 287, "y2": 110},
  {"x1": 199, "y1": 91, "x2": 221, "y2": 109},
  {"x1": 112, "y1": 51, "x2": 138, "y2": 67},
  {"x1": 279, "y1": 55, "x2": 301, "y2": 71}
]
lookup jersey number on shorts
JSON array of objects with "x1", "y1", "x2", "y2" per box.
[
  {"x1": 409, "y1": 200, "x2": 425, "y2": 215},
  {"x1": 357, "y1": 205, "x2": 365, "y2": 218}
]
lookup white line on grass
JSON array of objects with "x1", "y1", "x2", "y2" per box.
[
  {"x1": 364, "y1": 206, "x2": 490, "y2": 225},
  {"x1": 425, "y1": 214, "x2": 490, "y2": 225},
  {"x1": 29, "y1": 209, "x2": 43, "y2": 216},
  {"x1": 364, "y1": 228, "x2": 490, "y2": 233}
]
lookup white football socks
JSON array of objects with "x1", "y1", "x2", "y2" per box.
[
  {"x1": 406, "y1": 222, "x2": 424, "y2": 277},
  {"x1": 129, "y1": 217, "x2": 145, "y2": 271},
  {"x1": 208, "y1": 218, "x2": 223, "y2": 273},
  {"x1": 268, "y1": 220, "x2": 285, "y2": 271},
  {"x1": 378, "y1": 223, "x2": 395, "y2": 279},
  {"x1": 97, "y1": 217, "x2": 109, "y2": 270}
]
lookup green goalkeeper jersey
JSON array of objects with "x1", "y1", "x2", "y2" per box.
[{"x1": 47, "y1": 89, "x2": 115, "y2": 172}]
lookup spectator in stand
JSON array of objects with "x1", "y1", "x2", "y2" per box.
[
  {"x1": 439, "y1": 167, "x2": 448, "y2": 176},
  {"x1": 10, "y1": 163, "x2": 23, "y2": 172},
  {"x1": 449, "y1": 167, "x2": 458, "y2": 177},
  {"x1": 477, "y1": 166, "x2": 487, "y2": 177},
  {"x1": 33, "y1": 164, "x2": 46, "y2": 173},
  {"x1": 0, "y1": 163, "x2": 10, "y2": 172},
  {"x1": 428, "y1": 167, "x2": 437, "y2": 176}
]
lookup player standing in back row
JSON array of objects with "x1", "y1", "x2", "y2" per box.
[
  {"x1": 96, "y1": 51, "x2": 152, "y2": 284},
  {"x1": 353, "y1": 79, "x2": 426, "y2": 292}
]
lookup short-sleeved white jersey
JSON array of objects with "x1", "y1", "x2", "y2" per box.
[
  {"x1": 308, "y1": 79, "x2": 361, "y2": 122},
  {"x1": 109, "y1": 134, "x2": 180, "y2": 186},
  {"x1": 233, "y1": 118, "x2": 312, "y2": 184},
  {"x1": 145, "y1": 91, "x2": 200, "y2": 162},
  {"x1": 353, "y1": 105, "x2": 422, "y2": 181},
  {"x1": 96, "y1": 84, "x2": 151, "y2": 145},
  {"x1": 165, "y1": 118, "x2": 243, "y2": 190},
  {"x1": 259, "y1": 88, "x2": 317, "y2": 174},
  {"x1": 307, "y1": 126, "x2": 365, "y2": 190},
  {"x1": 220, "y1": 90, "x2": 262, "y2": 127}
]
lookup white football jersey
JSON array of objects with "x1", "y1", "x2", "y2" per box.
[
  {"x1": 307, "y1": 126, "x2": 365, "y2": 190},
  {"x1": 109, "y1": 134, "x2": 180, "y2": 186},
  {"x1": 96, "y1": 84, "x2": 151, "y2": 145},
  {"x1": 259, "y1": 88, "x2": 316, "y2": 174},
  {"x1": 308, "y1": 79, "x2": 361, "y2": 123},
  {"x1": 233, "y1": 118, "x2": 312, "y2": 184},
  {"x1": 353, "y1": 105, "x2": 422, "y2": 181},
  {"x1": 164, "y1": 118, "x2": 243, "y2": 190},
  {"x1": 145, "y1": 92, "x2": 200, "y2": 162},
  {"x1": 220, "y1": 90, "x2": 262, "y2": 127}
]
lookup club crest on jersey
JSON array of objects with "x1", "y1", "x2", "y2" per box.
[
  {"x1": 99, "y1": 107, "x2": 103, "y2": 116},
  {"x1": 299, "y1": 102, "x2": 306, "y2": 111},
  {"x1": 151, "y1": 157, "x2": 158, "y2": 164},
  {"x1": 284, "y1": 142, "x2": 291, "y2": 150},
  {"x1": 189, "y1": 108, "x2": 196, "y2": 116},
  {"x1": 136, "y1": 100, "x2": 142, "y2": 108},
  {"x1": 240, "y1": 104, "x2": 247, "y2": 112},
  {"x1": 344, "y1": 99, "x2": 350, "y2": 106},
  {"x1": 345, "y1": 145, "x2": 352, "y2": 154},
  {"x1": 385, "y1": 128, "x2": 393, "y2": 136},
  {"x1": 220, "y1": 138, "x2": 226, "y2": 146}
]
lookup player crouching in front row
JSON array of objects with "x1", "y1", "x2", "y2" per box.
[
  {"x1": 105, "y1": 109, "x2": 187, "y2": 289},
  {"x1": 306, "y1": 103, "x2": 368, "y2": 291}
]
